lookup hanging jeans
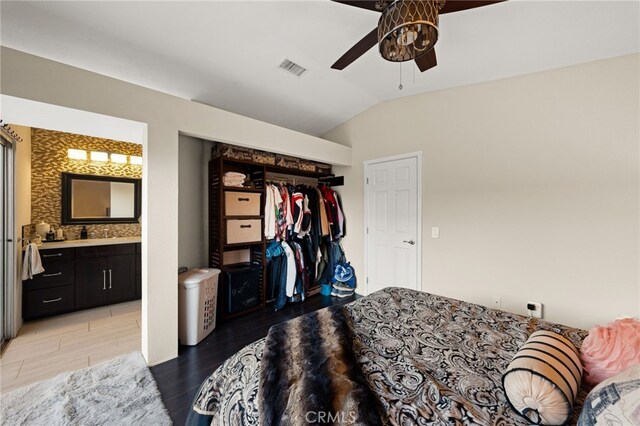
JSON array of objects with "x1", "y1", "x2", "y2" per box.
[
  {"x1": 271, "y1": 255, "x2": 288, "y2": 311},
  {"x1": 266, "y1": 241, "x2": 288, "y2": 311}
]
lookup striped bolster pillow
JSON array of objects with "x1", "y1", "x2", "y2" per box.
[{"x1": 502, "y1": 330, "x2": 583, "y2": 425}]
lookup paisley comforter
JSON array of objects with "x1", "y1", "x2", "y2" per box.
[{"x1": 189, "y1": 288, "x2": 588, "y2": 425}]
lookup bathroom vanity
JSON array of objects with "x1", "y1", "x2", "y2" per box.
[{"x1": 22, "y1": 237, "x2": 141, "y2": 321}]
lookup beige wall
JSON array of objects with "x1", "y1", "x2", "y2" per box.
[
  {"x1": 1, "y1": 46, "x2": 351, "y2": 365},
  {"x1": 13, "y1": 124, "x2": 31, "y2": 334},
  {"x1": 178, "y1": 135, "x2": 213, "y2": 270},
  {"x1": 325, "y1": 54, "x2": 640, "y2": 330}
]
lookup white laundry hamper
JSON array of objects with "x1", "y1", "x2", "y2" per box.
[{"x1": 178, "y1": 268, "x2": 220, "y2": 346}]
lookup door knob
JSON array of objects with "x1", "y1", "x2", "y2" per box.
[{"x1": 403, "y1": 240, "x2": 415, "y2": 245}]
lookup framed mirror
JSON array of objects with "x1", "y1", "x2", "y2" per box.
[{"x1": 61, "y1": 172, "x2": 141, "y2": 224}]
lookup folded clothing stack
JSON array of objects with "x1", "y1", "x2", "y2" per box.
[{"x1": 223, "y1": 171, "x2": 246, "y2": 187}]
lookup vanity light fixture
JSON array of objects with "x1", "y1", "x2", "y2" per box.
[
  {"x1": 110, "y1": 153, "x2": 128, "y2": 164},
  {"x1": 67, "y1": 149, "x2": 87, "y2": 160},
  {"x1": 67, "y1": 148, "x2": 141, "y2": 165},
  {"x1": 90, "y1": 151, "x2": 109, "y2": 162}
]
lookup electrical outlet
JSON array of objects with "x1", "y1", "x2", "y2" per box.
[
  {"x1": 492, "y1": 296, "x2": 501, "y2": 309},
  {"x1": 527, "y1": 302, "x2": 543, "y2": 319}
]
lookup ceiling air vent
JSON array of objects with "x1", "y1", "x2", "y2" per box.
[{"x1": 278, "y1": 59, "x2": 307, "y2": 78}]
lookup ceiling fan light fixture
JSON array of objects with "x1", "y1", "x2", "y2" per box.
[{"x1": 378, "y1": 0, "x2": 444, "y2": 62}]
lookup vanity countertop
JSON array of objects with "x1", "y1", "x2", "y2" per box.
[{"x1": 25, "y1": 236, "x2": 141, "y2": 250}]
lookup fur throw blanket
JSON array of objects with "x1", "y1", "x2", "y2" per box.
[{"x1": 259, "y1": 306, "x2": 383, "y2": 426}]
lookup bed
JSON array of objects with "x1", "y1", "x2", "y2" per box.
[{"x1": 187, "y1": 287, "x2": 588, "y2": 425}]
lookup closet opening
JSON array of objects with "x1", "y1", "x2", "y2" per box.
[{"x1": 207, "y1": 143, "x2": 351, "y2": 324}]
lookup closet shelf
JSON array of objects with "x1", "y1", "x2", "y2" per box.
[
  {"x1": 222, "y1": 186, "x2": 264, "y2": 193},
  {"x1": 224, "y1": 215, "x2": 264, "y2": 220},
  {"x1": 223, "y1": 240, "x2": 264, "y2": 248}
]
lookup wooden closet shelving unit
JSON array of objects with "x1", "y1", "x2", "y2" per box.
[{"x1": 209, "y1": 155, "x2": 333, "y2": 321}]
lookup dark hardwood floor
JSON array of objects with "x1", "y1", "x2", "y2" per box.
[{"x1": 150, "y1": 293, "x2": 356, "y2": 425}]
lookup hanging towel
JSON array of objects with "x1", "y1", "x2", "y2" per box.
[{"x1": 21, "y1": 243, "x2": 45, "y2": 280}]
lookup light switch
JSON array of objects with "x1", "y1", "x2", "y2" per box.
[{"x1": 431, "y1": 227, "x2": 440, "y2": 239}]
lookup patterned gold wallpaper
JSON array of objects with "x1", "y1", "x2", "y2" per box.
[{"x1": 30, "y1": 128, "x2": 142, "y2": 240}]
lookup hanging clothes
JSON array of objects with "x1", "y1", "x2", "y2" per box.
[
  {"x1": 296, "y1": 237, "x2": 316, "y2": 287},
  {"x1": 334, "y1": 191, "x2": 346, "y2": 238},
  {"x1": 306, "y1": 188, "x2": 322, "y2": 254},
  {"x1": 297, "y1": 194, "x2": 312, "y2": 239},
  {"x1": 281, "y1": 241, "x2": 297, "y2": 298},
  {"x1": 264, "y1": 185, "x2": 275, "y2": 239},
  {"x1": 291, "y1": 191, "x2": 304, "y2": 235},
  {"x1": 320, "y1": 185, "x2": 343, "y2": 240},
  {"x1": 280, "y1": 186, "x2": 293, "y2": 239},
  {"x1": 317, "y1": 241, "x2": 345, "y2": 286},
  {"x1": 262, "y1": 180, "x2": 350, "y2": 311},
  {"x1": 266, "y1": 241, "x2": 287, "y2": 310},
  {"x1": 264, "y1": 185, "x2": 283, "y2": 240},
  {"x1": 290, "y1": 241, "x2": 307, "y2": 302},
  {"x1": 316, "y1": 188, "x2": 330, "y2": 237}
]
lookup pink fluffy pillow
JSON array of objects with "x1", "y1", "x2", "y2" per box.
[{"x1": 580, "y1": 318, "x2": 640, "y2": 386}]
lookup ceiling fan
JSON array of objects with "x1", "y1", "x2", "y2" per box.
[{"x1": 331, "y1": 0, "x2": 507, "y2": 72}]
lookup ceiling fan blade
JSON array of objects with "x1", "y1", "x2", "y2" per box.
[
  {"x1": 415, "y1": 49, "x2": 437, "y2": 72},
  {"x1": 330, "y1": 0, "x2": 388, "y2": 13},
  {"x1": 440, "y1": 0, "x2": 507, "y2": 14},
  {"x1": 331, "y1": 28, "x2": 379, "y2": 70}
]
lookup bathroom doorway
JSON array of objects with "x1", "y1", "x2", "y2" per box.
[{"x1": 0, "y1": 97, "x2": 148, "y2": 391}]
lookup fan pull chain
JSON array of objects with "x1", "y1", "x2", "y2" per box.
[
  {"x1": 398, "y1": 63, "x2": 403, "y2": 90},
  {"x1": 413, "y1": 62, "x2": 416, "y2": 84}
]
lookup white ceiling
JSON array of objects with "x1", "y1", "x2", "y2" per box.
[{"x1": 1, "y1": 1, "x2": 638, "y2": 136}]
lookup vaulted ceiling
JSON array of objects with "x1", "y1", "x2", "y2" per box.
[{"x1": 1, "y1": 1, "x2": 638, "y2": 136}]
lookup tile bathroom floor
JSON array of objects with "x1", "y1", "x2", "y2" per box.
[{"x1": 0, "y1": 300, "x2": 141, "y2": 393}]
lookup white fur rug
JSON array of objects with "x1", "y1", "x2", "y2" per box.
[{"x1": 0, "y1": 352, "x2": 172, "y2": 426}]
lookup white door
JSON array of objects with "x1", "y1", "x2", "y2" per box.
[{"x1": 365, "y1": 153, "x2": 421, "y2": 294}]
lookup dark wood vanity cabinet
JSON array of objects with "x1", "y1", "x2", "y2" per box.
[
  {"x1": 108, "y1": 254, "x2": 136, "y2": 304},
  {"x1": 22, "y1": 248, "x2": 76, "y2": 321},
  {"x1": 22, "y1": 243, "x2": 140, "y2": 321},
  {"x1": 75, "y1": 256, "x2": 109, "y2": 308},
  {"x1": 75, "y1": 244, "x2": 136, "y2": 309}
]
